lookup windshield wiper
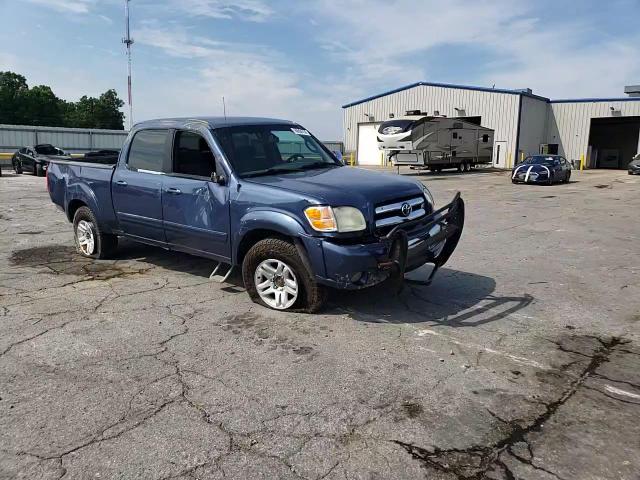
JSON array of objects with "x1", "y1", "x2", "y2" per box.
[
  {"x1": 241, "y1": 162, "x2": 339, "y2": 178},
  {"x1": 294, "y1": 162, "x2": 340, "y2": 171}
]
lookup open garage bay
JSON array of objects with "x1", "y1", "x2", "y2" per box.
[{"x1": 1, "y1": 169, "x2": 639, "y2": 479}]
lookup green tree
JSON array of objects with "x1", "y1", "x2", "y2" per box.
[
  {"x1": 0, "y1": 71, "x2": 125, "y2": 129},
  {"x1": 0, "y1": 71, "x2": 29, "y2": 124},
  {"x1": 24, "y1": 85, "x2": 64, "y2": 126}
]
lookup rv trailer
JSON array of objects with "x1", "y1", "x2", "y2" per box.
[{"x1": 377, "y1": 114, "x2": 494, "y2": 172}]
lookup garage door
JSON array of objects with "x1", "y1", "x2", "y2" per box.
[{"x1": 357, "y1": 123, "x2": 381, "y2": 165}]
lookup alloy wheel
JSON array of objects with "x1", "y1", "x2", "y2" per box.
[{"x1": 254, "y1": 259, "x2": 299, "y2": 310}]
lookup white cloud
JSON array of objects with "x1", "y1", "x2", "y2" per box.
[
  {"x1": 134, "y1": 26, "x2": 341, "y2": 138},
  {"x1": 25, "y1": 0, "x2": 94, "y2": 14},
  {"x1": 303, "y1": 0, "x2": 640, "y2": 99},
  {"x1": 169, "y1": 0, "x2": 273, "y2": 22}
]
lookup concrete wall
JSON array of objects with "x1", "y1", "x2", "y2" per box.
[
  {"x1": 546, "y1": 100, "x2": 640, "y2": 163},
  {"x1": 343, "y1": 84, "x2": 522, "y2": 167}
]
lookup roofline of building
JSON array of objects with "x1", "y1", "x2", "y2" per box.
[
  {"x1": 549, "y1": 97, "x2": 640, "y2": 104},
  {"x1": 341, "y1": 81, "x2": 550, "y2": 108},
  {"x1": 341, "y1": 81, "x2": 640, "y2": 109}
]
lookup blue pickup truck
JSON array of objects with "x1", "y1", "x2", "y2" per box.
[{"x1": 47, "y1": 117, "x2": 464, "y2": 312}]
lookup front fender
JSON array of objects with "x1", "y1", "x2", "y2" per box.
[{"x1": 234, "y1": 209, "x2": 326, "y2": 277}]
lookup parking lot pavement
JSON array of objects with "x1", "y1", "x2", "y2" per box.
[{"x1": 0, "y1": 168, "x2": 639, "y2": 479}]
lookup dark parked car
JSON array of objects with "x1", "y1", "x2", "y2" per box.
[
  {"x1": 512, "y1": 154, "x2": 572, "y2": 184},
  {"x1": 628, "y1": 153, "x2": 640, "y2": 175},
  {"x1": 47, "y1": 116, "x2": 465, "y2": 312},
  {"x1": 12, "y1": 144, "x2": 71, "y2": 176}
]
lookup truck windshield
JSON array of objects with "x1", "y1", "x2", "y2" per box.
[{"x1": 212, "y1": 125, "x2": 341, "y2": 178}]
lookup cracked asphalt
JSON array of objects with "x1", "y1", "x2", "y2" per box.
[{"x1": 1, "y1": 168, "x2": 639, "y2": 480}]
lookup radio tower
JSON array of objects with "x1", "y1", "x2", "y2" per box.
[{"x1": 123, "y1": 0, "x2": 134, "y2": 129}]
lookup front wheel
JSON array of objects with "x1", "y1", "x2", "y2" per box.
[
  {"x1": 242, "y1": 238, "x2": 326, "y2": 313},
  {"x1": 73, "y1": 206, "x2": 118, "y2": 259},
  {"x1": 35, "y1": 164, "x2": 45, "y2": 177}
]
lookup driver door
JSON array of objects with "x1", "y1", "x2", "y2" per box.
[{"x1": 162, "y1": 129, "x2": 231, "y2": 261}]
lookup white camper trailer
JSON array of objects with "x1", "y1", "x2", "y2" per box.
[{"x1": 377, "y1": 113, "x2": 494, "y2": 172}]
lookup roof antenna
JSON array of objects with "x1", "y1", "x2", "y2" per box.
[{"x1": 222, "y1": 96, "x2": 227, "y2": 122}]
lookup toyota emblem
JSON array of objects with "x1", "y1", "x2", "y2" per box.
[{"x1": 400, "y1": 202, "x2": 412, "y2": 217}]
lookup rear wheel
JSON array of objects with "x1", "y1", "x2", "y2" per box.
[
  {"x1": 242, "y1": 238, "x2": 326, "y2": 313},
  {"x1": 73, "y1": 206, "x2": 118, "y2": 259},
  {"x1": 463, "y1": 162, "x2": 471, "y2": 172},
  {"x1": 457, "y1": 163, "x2": 464, "y2": 173},
  {"x1": 35, "y1": 163, "x2": 45, "y2": 177}
]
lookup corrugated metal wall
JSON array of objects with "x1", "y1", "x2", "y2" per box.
[
  {"x1": 0, "y1": 124, "x2": 128, "y2": 153},
  {"x1": 518, "y1": 96, "x2": 548, "y2": 159},
  {"x1": 343, "y1": 85, "x2": 521, "y2": 167},
  {"x1": 547, "y1": 101, "x2": 640, "y2": 163}
]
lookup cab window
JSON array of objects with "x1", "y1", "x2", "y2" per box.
[
  {"x1": 128, "y1": 129, "x2": 169, "y2": 172},
  {"x1": 172, "y1": 131, "x2": 216, "y2": 177}
]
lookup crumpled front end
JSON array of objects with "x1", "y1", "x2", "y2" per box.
[{"x1": 316, "y1": 193, "x2": 465, "y2": 289}]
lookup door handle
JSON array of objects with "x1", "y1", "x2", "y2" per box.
[
  {"x1": 116, "y1": 180, "x2": 128, "y2": 186},
  {"x1": 166, "y1": 187, "x2": 182, "y2": 195}
]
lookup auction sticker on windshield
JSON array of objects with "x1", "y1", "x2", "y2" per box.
[{"x1": 291, "y1": 128, "x2": 310, "y2": 136}]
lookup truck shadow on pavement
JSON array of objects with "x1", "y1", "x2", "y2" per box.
[{"x1": 328, "y1": 266, "x2": 534, "y2": 327}]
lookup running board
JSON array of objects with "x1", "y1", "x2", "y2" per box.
[{"x1": 209, "y1": 262, "x2": 235, "y2": 283}]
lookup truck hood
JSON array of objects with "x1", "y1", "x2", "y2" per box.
[{"x1": 244, "y1": 166, "x2": 424, "y2": 207}]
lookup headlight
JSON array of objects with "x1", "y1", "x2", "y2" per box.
[
  {"x1": 422, "y1": 185, "x2": 435, "y2": 208},
  {"x1": 333, "y1": 206, "x2": 366, "y2": 232},
  {"x1": 304, "y1": 206, "x2": 366, "y2": 233}
]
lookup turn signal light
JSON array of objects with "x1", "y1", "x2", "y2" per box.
[{"x1": 304, "y1": 206, "x2": 337, "y2": 232}]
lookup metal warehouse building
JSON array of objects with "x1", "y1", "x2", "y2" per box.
[{"x1": 343, "y1": 82, "x2": 640, "y2": 169}]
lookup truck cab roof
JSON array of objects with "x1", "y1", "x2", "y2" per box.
[{"x1": 133, "y1": 117, "x2": 296, "y2": 130}]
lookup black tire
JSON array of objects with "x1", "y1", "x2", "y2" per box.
[
  {"x1": 435, "y1": 167, "x2": 442, "y2": 173},
  {"x1": 564, "y1": 172, "x2": 571, "y2": 183},
  {"x1": 456, "y1": 163, "x2": 463, "y2": 173},
  {"x1": 242, "y1": 238, "x2": 326, "y2": 313},
  {"x1": 72, "y1": 206, "x2": 118, "y2": 259},
  {"x1": 13, "y1": 159, "x2": 23, "y2": 174}
]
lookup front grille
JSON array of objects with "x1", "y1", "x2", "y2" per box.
[{"x1": 374, "y1": 195, "x2": 426, "y2": 231}]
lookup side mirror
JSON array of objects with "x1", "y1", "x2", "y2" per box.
[{"x1": 211, "y1": 171, "x2": 226, "y2": 186}]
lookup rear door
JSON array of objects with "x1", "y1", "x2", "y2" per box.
[
  {"x1": 112, "y1": 129, "x2": 170, "y2": 243},
  {"x1": 162, "y1": 129, "x2": 230, "y2": 260}
]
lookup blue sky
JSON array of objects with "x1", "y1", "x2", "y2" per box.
[{"x1": 1, "y1": 0, "x2": 639, "y2": 139}]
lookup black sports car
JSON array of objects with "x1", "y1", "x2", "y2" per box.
[
  {"x1": 11, "y1": 144, "x2": 71, "y2": 176},
  {"x1": 512, "y1": 155, "x2": 572, "y2": 184},
  {"x1": 628, "y1": 154, "x2": 640, "y2": 175}
]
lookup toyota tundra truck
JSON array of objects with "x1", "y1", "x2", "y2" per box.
[{"x1": 47, "y1": 117, "x2": 464, "y2": 312}]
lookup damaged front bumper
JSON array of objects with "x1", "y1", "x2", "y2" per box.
[{"x1": 316, "y1": 192, "x2": 465, "y2": 289}]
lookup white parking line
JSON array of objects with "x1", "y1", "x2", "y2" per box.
[
  {"x1": 604, "y1": 385, "x2": 640, "y2": 400},
  {"x1": 415, "y1": 328, "x2": 549, "y2": 369}
]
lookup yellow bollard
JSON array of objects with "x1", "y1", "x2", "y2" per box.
[
  {"x1": 350, "y1": 152, "x2": 354, "y2": 166},
  {"x1": 520, "y1": 152, "x2": 524, "y2": 164},
  {"x1": 580, "y1": 153, "x2": 585, "y2": 171}
]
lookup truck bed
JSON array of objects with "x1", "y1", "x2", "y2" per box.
[{"x1": 47, "y1": 159, "x2": 117, "y2": 228}]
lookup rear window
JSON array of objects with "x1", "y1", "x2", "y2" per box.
[{"x1": 128, "y1": 129, "x2": 169, "y2": 172}]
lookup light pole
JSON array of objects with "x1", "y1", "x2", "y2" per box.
[{"x1": 123, "y1": 0, "x2": 134, "y2": 130}]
